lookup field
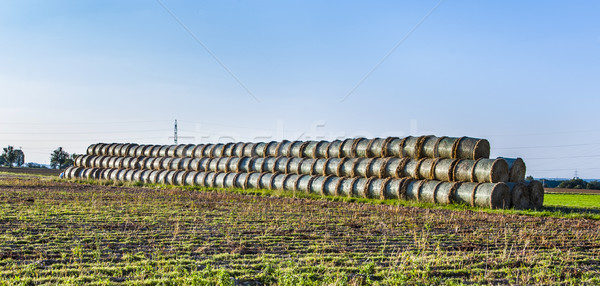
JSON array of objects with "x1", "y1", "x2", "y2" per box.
[{"x1": 1, "y1": 173, "x2": 600, "y2": 285}]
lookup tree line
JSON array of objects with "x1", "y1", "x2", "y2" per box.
[{"x1": 1, "y1": 146, "x2": 77, "y2": 169}]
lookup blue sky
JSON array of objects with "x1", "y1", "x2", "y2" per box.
[{"x1": 1, "y1": 1, "x2": 599, "y2": 178}]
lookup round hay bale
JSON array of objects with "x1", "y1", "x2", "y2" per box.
[
  {"x1": 339, "y1": 138, "x2": 355, "y2": 158},
  {"x1": 132, "y1": 170, "x2": 145, "y2": 182},
  {"x1": 174, "y1": 171, "x2": 188, "y2": 185},
  {"x1": 169, "y1": 158, "x2": 182, "y2": 170},
  {"x1": 156, "y1": 170, "x2": 170, "y2": 184},
  {"x1": 500, "y1": 157, "x2": 526, "y2": 182},
  {"x1": 165, "y1": 145, "x2": 177, "y2": 157},
  {"x1": 147, "y1": 145, "x2": 160, "y2": 157},
  {"x1": 121, "y1": 157, "x2": 133, "y2": 169},
  {"x1": 418, "y1": 180, "x2": 446, "y2": 203},
  {"x1": 477, "y1": 183, "x2": 511, "y2": 209},
  {"x1": 221, "y1": 143, "x2": 236, "y2": 157},
  {"x1": 146, "y1": 170, "x2": 160, "y2": 184},
  {"x1": 222, "y1": 172, "x2": 237, "y2": 188},
  {"x1": 401, "y1": 136, "x2": 420, "y2": 158},
  {"x1": 74, "y1": 155, "x2": 84, "y2": 167},
  {"x1": 435, "y1": 137, "x2": 490, "y2": 160},
  {"x1": 157, "y1": 145, "x2": 169, "y2": 157},
  {"x1": 124, "y1": 169, "x2": 136, "y2": 182},
  {"x1": 107, "y1": 169, "x2": 119, "y2": 181},
  {"x1": 293, "y1": 174, "x2": 312, "y2": 193},
  {"x1": 106, "y1": 143, "x2": 118, "y2": 156},
  {"x1": 383, "y1": 178, "x2": 401, "y2": 200},
  {"x1": 125, "y1": 144, "x2": 138, "y2": 157},
  {"x1": 96, "y1": 143, "x2": 108, "y2": 156},
  {"x1": 302, "y1": 141, "x2": 319, "y2": 158},
  {"x1": 179, "y1": 158, "x2": 192, "y2": 171},
  {"x1": 433, "y1": 159, "x2": 455, "y2": 181},
  {"x1": 107, "y1": 157, "x2": 118, "y2": 169},
  {"x1": 194, "y1": 172, "x2": 208, "y2": 187},
  {"x1": 160, "y1": 158, "x2": 174, "y2": 170},
  {"x1": 527, "y1": 180, "x2": 544, "y2": 209},
  {"x1": 134, "y1": 145, "x2": 146, "y2": 157},
  {"x1": 184, "y1": 171, "x2": 198, "y2": 186},
  {"x1": 189, "y1": 158, "x2": 201, "y2": 172},
  {"x1": 243, "y1": 143, "x2": 257, "y2": 157},
  {"x1": 99, "y1": 169, "x2": 110, "y2": 180},
  {"x1": 403, "y1": 179, "x2": 422, "y2": 201},
  {"x1": 325, "y1": 140, "x2": 342, "y2": 158},
  {"x1": 244, "y1": 172, "x2": 261, "y2": 189},
  {"x1": 115, "y1": 169, "x2": 127, "y2": 181},
  {"x1": 505, "y1": 182, "x2": 530, "y2": 210},
  {"x1": 176, "y1": 144, "x2": 193, "y2": 157},
  {"x1": 453, "y1": 159, "x2": 508, "y2": 183},
  {"x1": 403, "y1": 159, "x2": 420, "y2": 179},
  {"x1": 210, "y1": 143, "x2": 224, "y2": 157},
  {"x1": 167, "y1": 170, "x2": 182, "y2": 185},
  {"x1": 457, "y1": 138, "x2": 490, "y2": 160},
  {"x1": 454, "y1": 182, "x2": 510, "y2": 209},
  {"x1": 86, "y1": 144, "x2": 97, "y2": 156},
  {"x1": 100, "y1": 156, "x2": 112, "y2": 169},
  {"x1": 474, "y1": 159, "x2": 509, "y2": 183},
  {"x1": 198, "y1": 157, "x2": 210, "y2": 172}
]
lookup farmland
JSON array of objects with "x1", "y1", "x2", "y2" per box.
[{"x1": 1, "y1": 173, "x2": 600, "y2": 285}]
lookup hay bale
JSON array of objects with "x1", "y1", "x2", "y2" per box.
[
  {"x1": 453, "y1": 159, "x2": 508, "y2": 183},
  {"x1": 505, "y1": 182, "x2": 530, "y2": 210},
  {"x1": 500, "y1": 157, "x2": 526, "y2": 182},
  {"x1": 527, "y1": 180, "x2": 544, "y2": 209},
  {"x1": 453, "y1": 182, "x2": 510, "y2": 209}
]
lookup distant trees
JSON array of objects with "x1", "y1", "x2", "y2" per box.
[
  {"x1": 1, "y1": 146, "x2": 25, "y2": 167},
  {"x1": 557, "y1": 178, "x2": 600, "y2": 190},
  {"x1": 50, "y1": 147, "x2": 76, "y2": 169}
]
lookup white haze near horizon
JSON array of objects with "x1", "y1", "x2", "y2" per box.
[{"x1": 1, "y1": 1, "x2": 599, "y2": 179}]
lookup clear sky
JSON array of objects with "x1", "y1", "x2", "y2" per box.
[{"x1": 1, "y1": 0, "x2": 599, "y2": 179}]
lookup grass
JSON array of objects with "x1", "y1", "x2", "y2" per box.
[
  {"x1": 544, "y1": 193, "x2": 600, "y2": 209},
  {"x1": 1, "y1": 175, "x2": 600, "y2": 285}
]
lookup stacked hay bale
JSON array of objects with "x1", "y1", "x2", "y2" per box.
[{"x1": 63, "y1": 136, "x2": 543, "y2": 210}]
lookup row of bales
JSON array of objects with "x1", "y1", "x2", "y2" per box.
[{"x1": 63, "y1": 136, "x2": 543, "y2": 209}]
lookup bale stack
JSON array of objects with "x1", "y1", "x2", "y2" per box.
[{"x1": 63, "y1": 136, "x2": 543, "y2": 209}]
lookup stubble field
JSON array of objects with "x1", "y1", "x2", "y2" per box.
[{"x1": 0, "y1": 173, "x2": 599, "y2": 285}]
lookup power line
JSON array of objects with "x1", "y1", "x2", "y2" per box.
[{"x1": 495, "y1": 142, "x2": 600, "y2": 150}]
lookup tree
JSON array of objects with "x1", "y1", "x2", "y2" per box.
[
  {"x1": 14, "y1": 149, "x2": 24, "y2": 167},
  {"x1": 50, "y1": 147, "x2": 71, "y2": 169},
  {"x1": 2, "y1": 145, "x2": 17, "y2": 167}
]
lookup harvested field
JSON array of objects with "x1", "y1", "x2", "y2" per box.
[
  {"x1": 545, "y1": 188, "x2": 600, "y2": 194},
  {"x1": 1, "y1": 175, "x2": 599, "y2": 285},
  {"x1": 0, "y1": 167, "x2": 62, "y2": 177}
]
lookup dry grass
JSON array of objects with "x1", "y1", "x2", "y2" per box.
[{"x1": 0, "y1": 175, "x2": 599, "y2": 285}]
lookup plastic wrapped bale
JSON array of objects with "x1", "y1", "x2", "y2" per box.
[
  {"x1": 452, "y1": 182, "x2": 511, "y2": 209},
  {"x1": 505, "y1": 182, "x2": 530, "y2": 210},
  {"x1": 499, "y1": 158, "x2": 526, "y2": 182}
]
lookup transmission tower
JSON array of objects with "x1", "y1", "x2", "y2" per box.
[
  {"x1": 169, "y1": 119, "x2": 195, "y2": 144},
  {"x1": 174, "y1": 119, "x2": 178, "y2": 144}
]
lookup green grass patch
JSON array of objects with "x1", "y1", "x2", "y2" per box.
[{"x1": 544, "y1": 193, "x2": 600, "y2": 209}]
